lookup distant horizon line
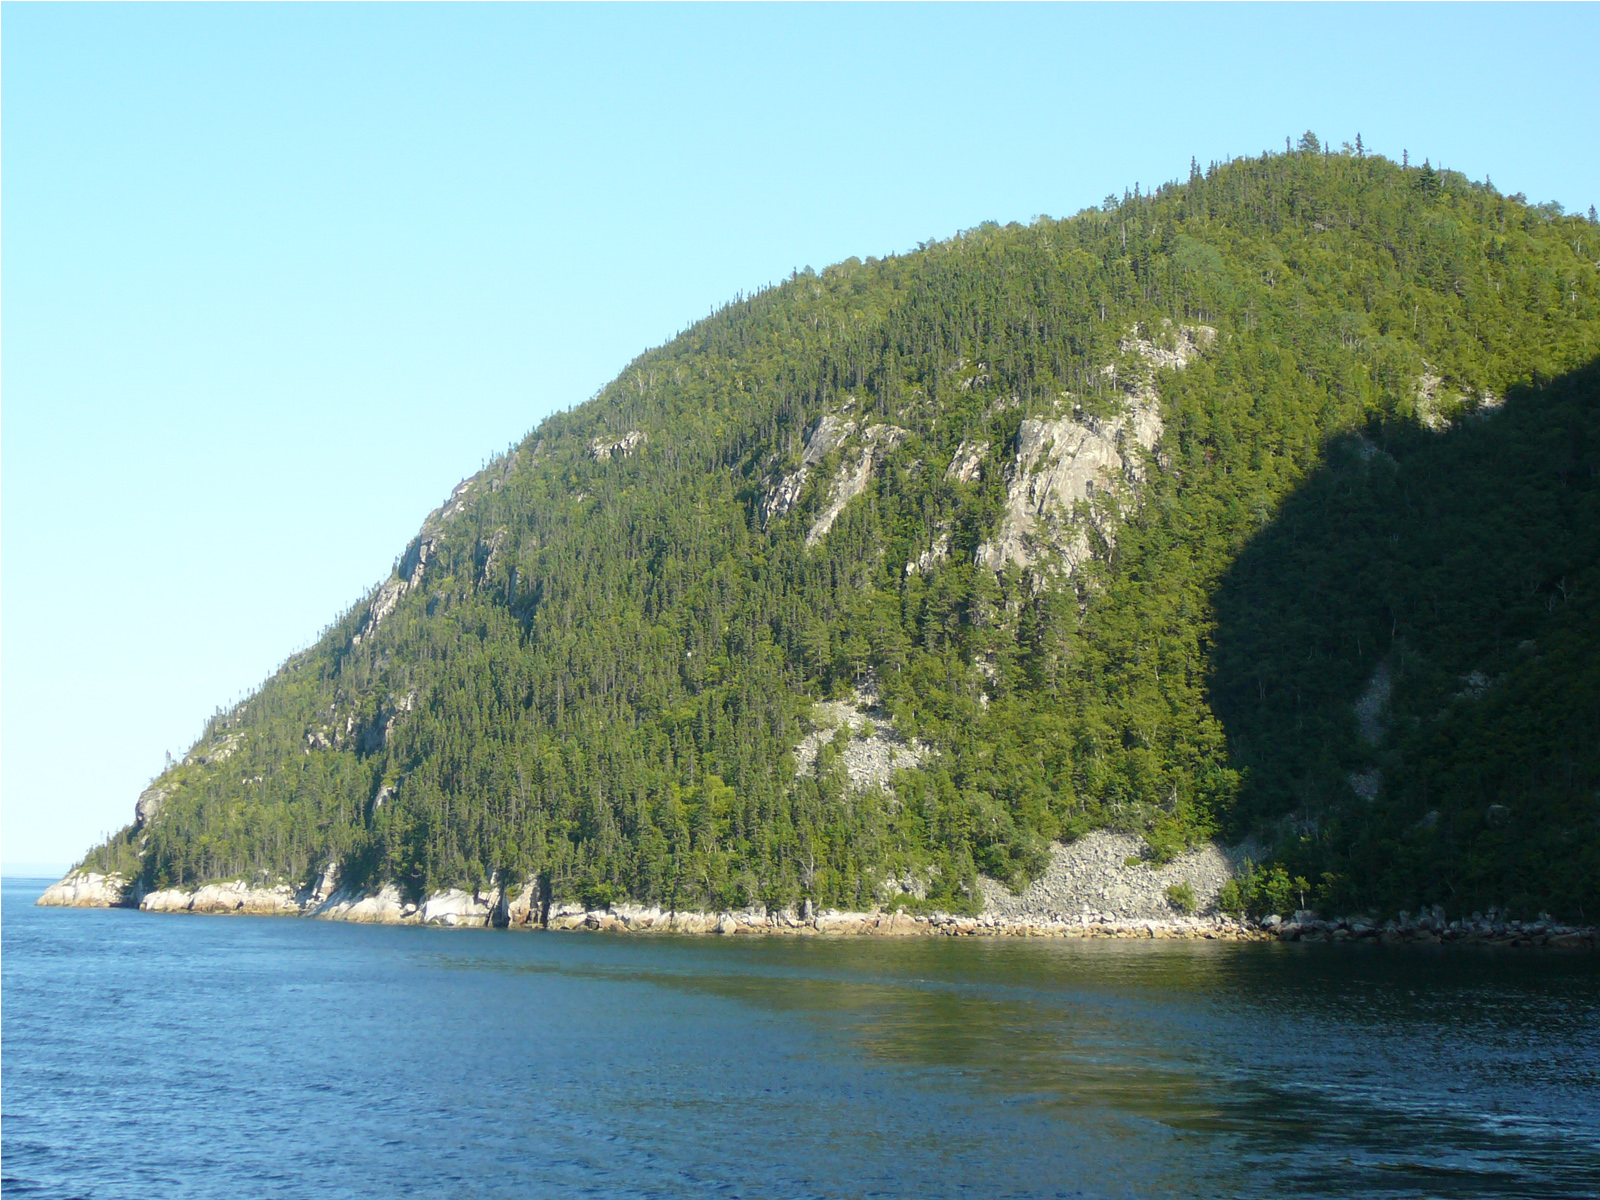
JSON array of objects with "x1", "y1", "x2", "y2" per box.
[{"x1": 4, "y1": 864, "x2": 70, "y2": 879}]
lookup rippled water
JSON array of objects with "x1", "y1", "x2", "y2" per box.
[{"x1": 4, "y1": 877, "x2": 1598, "y2": 1199}]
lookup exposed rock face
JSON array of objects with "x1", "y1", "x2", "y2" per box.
[
  {"x1": 1416, "y1": 364, "x2": 1505, "y2": 430},
  {"x1": 353, "y1": 579, "x2": 406, "y2": 647},
  {"x1": 905, "y1": 531, "x2": 952, "y2": 576},
  {"x1": 531, "y1": 900, "x2": 1263, "y2": 939},
  {"x1": 898, "y1": 438, "x2": 991, "y2": 573},
  {"x1": 1353, "y1": 662, "x2": 1391, "y2": 746},
  {"x1": 804, "y1": 424, "x2": 908, "y2": 547},
  {"x1": 758, "y1": 415, "x2": 909, "y2": 545},
  {"x1": 139, "y1": 860, "x2": 345, "y2": 916},
  {"x1": 312, "y1": 860, "x2": 341, "y2": 901},
  {"x1": 316, "y1": 885, "x2": 412, "y2": 924},
  {"x1": 35, "y1": 871, "x2": 132, "y2": 908},
  {"x1": 440, "y1": 477, "x2": 476, "y2": 519},
  {"x1": 183, "y1": 734, "x2": 241, "y2": 768},
  {"x1": 979, "y1": 830, "x2": 1251, "y2": 922},
  {"x1": 416, "y1": 887, "x2": 498, "y2": 927},
  {"x1": 1466, "y1": 390, "x2": 1507, "y2": 422},
  {"x1": 944, "y1": 439, "x2": 989, "y2": 484},
  {"x1": 793, "y1": 687, "x2": 932, "y2": 792},
  {"x1": 589, "y1": 430, "x2": 647, "y2": 460},
  {"x1": 504, "y1": 881, "x2": 541, "y2": 927},
  {"x1": 1118, "y1": 321, "x2": 1214, "y2": 374},
  {"x1": 356, "y1": 691, "x2": 419, "y2": 757},
  {"x1": 479, "y1": 527, "x2": 509, "y2": 581},
  {"x1": 352, "y1": 450, "x2": 525, "y2": 648},
  {"x1": 129, "y1": 870, "x2": 516, "y2": 927},
  {"x1": 129, "y1": 732, "x2": 244, "y2": 828},
  {"x1": 353, "y1": 536, "x2": 436, "y2": 647},
  {"x1": 141, "y1": 881, "x2": 300, "y2": 915},
  {"x1": 1348, "y1": 769, "x2": 1382, "y2": 802},
  {"x1": 975, "y1": 403, "x2": 1162, "y2": 573},
  {"x1": 1417, "y1": 369, "x2": 1448, "y2": 430},
  {"x1": 760, "y1": 414, "x2": 857, "y2": 526},
  {"x1": 976, "y1": 322, "x2": 1212, "y2": 577},
  {"x1": 540, "y1": 902, "x2": 946, "y2": 936},
  {"x1": 135, "y1": 782, "x2": 175, "y2": 827}
]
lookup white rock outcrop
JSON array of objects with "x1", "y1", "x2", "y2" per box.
[
  {"x1": 759, "y1": 415, "x2": 909, "y2": 545},
  {"x1": 975, "y1": 402, "x2": 1163, "y2": 574},
  {"x1": 906, "y1": 531, "x2": 952, "y2": 575},
  {"x1": 1347, "y1": 660, "x2": 1393, "y2": 800},
  {"x1": 183, "y1": 734, "x2": 241, "y2": 768},
  {"x1": 1354, "y1": 660, "x2": 1392, "y2": 746},
  {"x1": 135, "y1": 781, "x2": 175, "y2": 827},
  {"x1": 804, "y1": 424, "x2": 908, "y2": 547},
  {"x1": 138, "y1": 888, "x2": 195, "y2": 913},
  {"x1": 1118, "y1": 322, "x2": 1214, "y2": 374},
  {"x1": 589, "y1": 430, "x2": 647, "y2": 460},
  {"x1": 417, "y1": 887, "x2": 498, "y2": 928},
  {"x1": 126, "y1": 875, "x2": 502, "y2": 926},
  {"x1": 760, "y1": 414, "x2": 857, "y2": 526},
  {"x1": 793, "y1": 687, "x2": 931, "y2": 792},
  {"x1": 35, "y1": 871, "x2": 132, "y2": 908},
  {"x1": 944, "y1": 439, "x2": 989, "y2": 484},
  {"x1": 352, "y1": 533, "x2": 437, "y2": 647},
  {"x1": 316, "y1": 884, "x2": 413, "y2": 924},
  {"x1": 975, "y1": 322, "x2": 1212, "y2": 577},
  {"x1": 139, "y1": 880, "x2": 301, "y2": 915}
]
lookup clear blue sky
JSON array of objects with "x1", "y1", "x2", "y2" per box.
[{"x1": 5, "y1": 3, "x2": 1597, "y2": 873}]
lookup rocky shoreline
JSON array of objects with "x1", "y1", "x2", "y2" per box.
[
  {"x1": 33, "y1": 868, "x2": 1596, "y2": 948},
  {"x1": 1260, "y1": 908, "x2": 1597, "y2": 950},
  {"x1": 34, "y1": 870, "x2": 1259, "y2": 939}
]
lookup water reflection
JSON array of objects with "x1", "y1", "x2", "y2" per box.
[{"x1": 465, "y1": 935, "x2": 1600, "y2": 1197}]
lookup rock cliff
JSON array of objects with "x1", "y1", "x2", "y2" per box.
[{"x1": 976, "y1": 322, "x2": 1213, "y2": 578}]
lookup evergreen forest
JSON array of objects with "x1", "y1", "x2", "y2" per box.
[{"x1": 81, "y1": 142, "x2": 1600, "y2": 922}]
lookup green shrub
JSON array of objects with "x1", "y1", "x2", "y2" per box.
[
  {"x1": 577, "y1": 878, "x2": 615, "y2": 911},
  {"x1": 1217, "y1": 861, "x2": 1309, "y2": 918},
  {"x1": 1165, "y1": 881, "x2": 1198, "y2": 915}
]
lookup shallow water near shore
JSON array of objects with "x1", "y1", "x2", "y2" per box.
[{"x1": 5, "y1": 877, "x2": 1598, "y2": 1199}]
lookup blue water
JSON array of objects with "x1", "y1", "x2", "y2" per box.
[{"x1": 4, "y1": 877, "x2": 1598, "y2": 1199}]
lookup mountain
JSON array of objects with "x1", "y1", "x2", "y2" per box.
[{"x1": 60, "y1": 144, "x2": 1600, "y2": 924}]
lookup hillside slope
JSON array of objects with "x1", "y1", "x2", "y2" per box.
[{"x1": 67, "y1": 146, "x2": 1600, "y2": 921}]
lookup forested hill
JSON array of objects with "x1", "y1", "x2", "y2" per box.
[{"x1": 81, "y1": 143, "x2": 1600, "y2": 921}]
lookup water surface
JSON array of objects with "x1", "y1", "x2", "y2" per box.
[{"x1": 4, "y1": 878, "x2": 1597, "y2": 1198}]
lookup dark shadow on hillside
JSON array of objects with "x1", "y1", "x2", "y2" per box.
[{"x1": 1207, "y1": 359, "x2": 1600, "y2": 918}]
